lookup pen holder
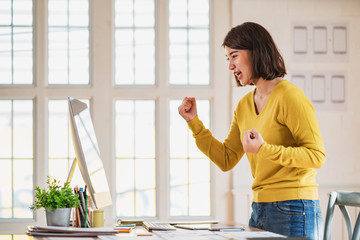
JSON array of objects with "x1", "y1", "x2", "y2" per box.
[{"x1": 92, "y1": 210, "x2": 104, "y2": 227}]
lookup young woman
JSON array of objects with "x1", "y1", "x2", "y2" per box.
[{"x1": 178, "y1": 22, "x2": 325, "y2": 240}]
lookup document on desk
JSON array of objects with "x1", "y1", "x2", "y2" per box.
[
  {"x1": 154, "y1": 228, "x2": 286, "y2": 239},
  {"x1": 217, "y1": 231, "x2": 286, "y2": 239}
]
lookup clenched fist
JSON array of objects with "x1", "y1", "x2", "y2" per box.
[
  {"x1": 243, "y1": 129, "x2": 264, "y2": 154},
  {"x1": 178, "y1": 97, "x2": 197, "y2": 122}
]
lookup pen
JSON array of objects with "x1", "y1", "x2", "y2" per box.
[
  {"x1": 114, "y1": 227, "x2": 133, "y2": 233},
  {"x1": 116, "y1": 224, "x2": 136, "y2": 228},
  {"x1": 84, "y1": 194, "x2": 88, "y2": 228},
  {"x1": 219, "y1": 228, "x2": 244, "y2": 232}
]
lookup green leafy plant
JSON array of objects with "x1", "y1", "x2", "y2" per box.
[{"x1": 30, "y1": 176, "x2": 80, "y2": 210}]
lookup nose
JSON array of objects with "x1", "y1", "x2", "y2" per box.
[{"x1": 228, "y1": 59, "x2": 235, "y2": 70}]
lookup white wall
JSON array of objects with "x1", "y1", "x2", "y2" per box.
[{"x1": 229, "y1": 0, "x2": 360, "y2": 239}]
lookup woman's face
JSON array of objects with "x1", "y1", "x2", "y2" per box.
[{"x1": 225, "y1": 46, "x2": 253, "y2": 86}]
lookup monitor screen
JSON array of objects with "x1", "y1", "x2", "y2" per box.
[{"x1": 67, "y1": 97, "x2": 112, "y2": 209}]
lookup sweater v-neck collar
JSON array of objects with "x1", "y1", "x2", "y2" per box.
[{"x1": 252, "y1": 80, "x2": 285, "y2": 117}]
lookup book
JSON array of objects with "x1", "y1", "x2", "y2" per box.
[
  {"x1": 174, "y1": 224, "x2": 211, "y2": 230},
  {"x1": 26, "y1": 225, "x2": 118, "y2": 237}
]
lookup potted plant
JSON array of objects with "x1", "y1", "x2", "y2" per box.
[{"x1": 30, "y1": 176, "x2": 80, "y2": 227}]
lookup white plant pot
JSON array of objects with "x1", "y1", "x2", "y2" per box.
[{"x1": 45, "y1": 208, "x2": 71, "y2": 227}]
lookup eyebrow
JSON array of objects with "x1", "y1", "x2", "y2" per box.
[{"x1": 226, "y1": 50, "x2": 238, "y2": 58}]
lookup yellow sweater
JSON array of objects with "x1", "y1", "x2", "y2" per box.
[{"x1": 187, "y1": 80, "x2": 326, "y2": 202}]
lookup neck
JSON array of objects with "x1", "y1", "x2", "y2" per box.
[{"x1": 254, "y1": 78, "x2": 282, "y2": 97}]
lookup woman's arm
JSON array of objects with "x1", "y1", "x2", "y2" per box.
[{"x1": 187, "y1": 112, "x2": 245, "y2": 172}]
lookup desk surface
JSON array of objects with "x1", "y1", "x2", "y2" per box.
[{"x1": 28, "y1": 225, "x2": 288, "y2": 240}]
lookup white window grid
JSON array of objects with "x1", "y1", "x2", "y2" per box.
[{"x1": 0, "y1": 0, "x2": 233, "y2": 233}]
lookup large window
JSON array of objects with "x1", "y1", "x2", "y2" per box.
[
  {"x1": 114, "y1": 0, "x2": 155, "y2": 85},
  {"x1": 168, "y1": 0, "x2": 210, "y2": 85},
  {"x1": 48, "y1": 0, "x2": 89, "y2": 85},
  {"x1": 0, "y1": 0, "x2": 33, "y2": 85},
  {"x1": 115, "y1": 100, "x2": 156, "y2": 217},
  {"x1": 114, "y1": 0, "x2": 211, "y2": 219},
  {"x1": 0, "y1": 0, "x2": 231, "y2": 233},
  {"x1": 169, "y1": 100, "x2": 210, "y2": 216},
  {"x1": 0, "y1": 0, "x2": 34, "y2": 221},
  {"x1": 0, "y1": 100, "x2": 33, "y2": 219}
]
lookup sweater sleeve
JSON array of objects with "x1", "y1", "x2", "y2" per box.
[
  {"x1": 257, "y1": 89, "x2": 326, "y2": 169},
  {"x1": 187, "y1": 114, "x2": 245, "y2": 172}
]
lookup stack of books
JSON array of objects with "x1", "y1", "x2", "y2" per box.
[
  {"x1": 114, "y1": 223, "x2": 136, "y2": 233},
  {"x1": 26, "y1": 225, "x2": 118, "y2": 237}
]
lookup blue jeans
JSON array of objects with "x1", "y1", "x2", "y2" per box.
[{"x1": 249, "y1": 200, "x2": 323, "y2": 240}]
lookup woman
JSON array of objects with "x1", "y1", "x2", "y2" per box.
[{"x1": 178, "y1": 22, "x2": 325, "y2": 240}]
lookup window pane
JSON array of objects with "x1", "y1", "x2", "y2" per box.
[
  {"x1": 188, "y1": 0, "x2": 209, "y2": 27},
  {"x1": 189, "y1": 29, "x2": 209, "y2": 85},
  {"x1": 169, "y1": 99, "x2": 210, "y2": 217},
  {"x1": 169, "y1": 29, "x2": 187, "y2": 85},
  {"x1": 0, "y1": 100, "x2": 33, "y2": 219},
  {"x1": 48, "y1": 99, "x2": 89, "y2": 185},
  {"x1": 13, "y1": 27, "x2": 33, "y2": 84},
  {"x1": 13, "y1": 0, "x2": 32, "y2": 25},
  {"x1": 170, "y1": 185, "x2": 187, "y2": 216},
  {"x1": 13, "y1": 159, "x2": 33, "y2": 218},
  {"x1": 115, "y1": 100, "x2": 156, "y2": 217},
  {"x1": 169, "y1": 0, "x2": 187, "y2": 27},
  {"x1": 48, "y1": 0, "x2": 89, "y2": 85},
  {"x1": 48, "y1": 28, "x2": 68, "y2": 84},
  {"x1": 0, "y1": 101, "x2": 12, "y2": 157},
  {"x1": 189, "y1": 182, "x2": 210, "y2": 216},
  {"x1": 0, "y1": 235, "x2": 29, "y2": 240},
  {"x1": 0, "y1": 160, "x2": 12, "y2": 218},
  {"x1": 0, "y1": 0, "x2": 33, "y2": 85},
  {"x1": 69, "y1": 28, "x2": 89, "y2": 84},
  {"x1": 169, "y1": 0, "x2": 209, "y2": 85},
  {"x1": 134, "y1": 29, "x2": 155, "y2": 85},
  {"x1": 134, "y1": 0, "x2": 155, "y2": 27},
  {"x1": 115, "y1": 30, "x2": 134, "y2": 85},
  {"x1": 0, "y1": 1, "x2": 12, "y2": 25},
  {"x1": 0, "y1": 28, "x2": 12, "y2": 84},
  {"x1": 115, "y1": 0, "x2": 155, "y2": 85},
  {"x1": 115, "y1": 0, "x2": 133, "y2": 27},
  {"x1": 13, "y1": 100, "x2": 33, "y2": 158}
]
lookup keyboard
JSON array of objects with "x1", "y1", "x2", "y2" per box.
[{"x1": 143, "y1": 221, "x2": 177, "y2": 231}]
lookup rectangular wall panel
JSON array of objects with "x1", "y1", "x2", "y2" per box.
[
  {"x1": 331, "y1": 76, "x2": 345, "y2": 102},
  {"x1": 313, "y1": 26, "x2": 327, "y2": 54},
  {"x1": 291, "y1": 75, "x2": 306, "y2": 91},
  {"x1": 311, "y1": 75, "x2": 326, "y2": 102},
  {"x1": 333, "y1": 26, "x2": 347, "y2": 54},
  {"x1": 293, "y1": 26, "x2": 308, "y2": 53}
]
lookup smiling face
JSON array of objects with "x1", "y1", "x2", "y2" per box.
[{"x1": 225, "y1": 46, "x2": 253, "y2": 86}]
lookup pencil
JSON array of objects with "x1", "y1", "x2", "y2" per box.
[{"x1": 84, "y1": 195, "x2": 88, "y2": 228}]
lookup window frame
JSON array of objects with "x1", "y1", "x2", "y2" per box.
[{"x1": 0, "y1": 0, "x2": 232, "y2": 233}]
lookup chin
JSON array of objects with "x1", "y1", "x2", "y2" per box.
[{"x1": 239, "y1": 79, "x2": 249, "y2": 86}]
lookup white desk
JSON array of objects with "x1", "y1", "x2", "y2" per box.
[{"x1": 28, "y1": 225, "x2": 289, "y2": 239}]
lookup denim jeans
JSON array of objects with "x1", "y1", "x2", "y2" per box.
[{"x1": 249, "y1": 200, "x2": 323, "y2": 240}]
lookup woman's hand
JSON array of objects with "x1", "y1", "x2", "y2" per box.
[
  {"x1": 243, "y1": 129, "x2": 264, "y2": 154},
  {"x1": 178, "y1": 97, "x2": 197, "y2": 122}
]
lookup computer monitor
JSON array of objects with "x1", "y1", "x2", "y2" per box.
[{"x1": 67, "y1": 97, "x2": 112, "y2": 209}]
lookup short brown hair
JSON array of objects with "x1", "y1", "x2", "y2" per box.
[{"x1": 222, "y1": 22, "x2": 286, "y2": 86}]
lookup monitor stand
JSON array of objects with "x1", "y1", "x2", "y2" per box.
[{"x1": 66, "y1": 158, "x2": 78, "y2": 184}]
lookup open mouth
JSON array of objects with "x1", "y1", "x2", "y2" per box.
[{"x1": 234, "y1": 72, "x2": 242, "y2": 80}]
